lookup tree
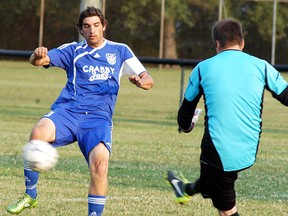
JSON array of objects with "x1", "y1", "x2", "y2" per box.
[
  {"x1": 105, "y1": 0, "x2": 195, "y2": 59},
  {"x1": 1, "y1": 1, "x2": 288, "y2": 63},
  {"x1": 176, "y1": 0, "x2": 219, "y2": 59},
  {"x1": 41, "y1": 0, "x2": 80, "y2": 48},
  {"x1": 162, "y1": 0, "x2": 194, "y2": 59},
  {"x1": 0, "y1": 0, "x2": 80, "y2": 50},
  {"x1": 225, "y1": 0, "x2": 288, "y2": 63},
  {"x1": 0, "y1": 0, "x2": 39, "y2": 49},
  {"x1": 105, "y1": 0, "x2": 219, "y2": 60},
  {"x1": 105, "y1": 0, "x2": 161, "y2": 57}
]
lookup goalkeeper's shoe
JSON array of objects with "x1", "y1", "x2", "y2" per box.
[
  {"x1": 165, "y1": 170, "x2": 191, "y2": 205},
  {"x1": 6, "y1": 193, "x2": 38, "y2": 214}
]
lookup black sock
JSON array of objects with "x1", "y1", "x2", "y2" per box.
[{"x1": 185, "y1": 178, "x2": 200, "y2": 196}]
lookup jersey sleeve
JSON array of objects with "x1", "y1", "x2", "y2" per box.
[
  {"x1": 265, "y1": 61, "x2": 288, "y2": 95},
  {"x1": 184, "y1": 65, "x2": 202, "y2": 101},
  {"x1": 47, "y1": 42, "x2": 77, "y2": 70},
  {"x1": 121, "y1": 46, "x2": 146, "y2": 76}
]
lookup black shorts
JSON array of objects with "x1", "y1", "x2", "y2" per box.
[{"x1": 200, "y1": 161, "x2": 238, "y2": 211}]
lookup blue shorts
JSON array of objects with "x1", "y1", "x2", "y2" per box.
[{"x1": 43, "y1": 108, "x2": 113, "y2": 163}]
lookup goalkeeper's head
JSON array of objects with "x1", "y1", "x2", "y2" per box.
[{"x1": 212, "y1": 18, "x2": 244, "y2": 52}]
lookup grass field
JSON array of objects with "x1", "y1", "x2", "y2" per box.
[{"x1": 0, "y1": 60, "x2": 287, "y2": 215}]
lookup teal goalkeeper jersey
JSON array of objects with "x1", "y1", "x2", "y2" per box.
[{"x1": 184, "y1": 50, "x2": 288, "y2": 171}]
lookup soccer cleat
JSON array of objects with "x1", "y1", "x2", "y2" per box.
[
  {"x1": 6, "y1": 193, "x2": 38, "y2": 214},
  {"x1": 165, "y1": 170, "x2": 191, "y2": 205}
]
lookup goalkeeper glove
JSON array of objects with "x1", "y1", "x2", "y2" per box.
[{"x1": 178, "y1": 108, "x2": 203, "y2": 133}]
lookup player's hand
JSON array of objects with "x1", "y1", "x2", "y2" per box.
[
  {"x1": 33, "y1": 46, "x2": 48, "y2": 59},
  {"x1": 129, "y1": 75, "x2": 142, "y2": 87},
  {"x1": 30, "y1": 46, "x2": 50, "y2": 66},
  {"x1": 129, "y1": 72, "x2": 154, "y2": 90}
]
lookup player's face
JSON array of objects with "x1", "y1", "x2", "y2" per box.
[{"x1": 81, "y1": 16, "x2": 106, "y2": 48}]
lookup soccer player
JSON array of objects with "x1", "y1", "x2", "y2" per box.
[
  {"x1": 7, "y1": 6, "x2": 154, "y2": 215},
  {"x1": 166, "y1": 18, "x2": 288, "y2": 216}
]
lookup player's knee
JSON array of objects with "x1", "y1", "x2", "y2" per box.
[
  {"x1": 90, "y1": 157, "x2": 108, "y2": 178},
  {"x1": 30, "y1": 118, "x2": 55, "y2": 141},
  {"x1": 30, "y1": 127, "x2": 46, "y2": 140}
]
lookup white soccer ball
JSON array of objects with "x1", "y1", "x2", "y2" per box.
[{"x1": 23, "y1": 140, "x2": 59, "y2": 172}]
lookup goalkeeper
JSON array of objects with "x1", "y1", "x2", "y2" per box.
[{"x1": 166, "y1": 18, "x2": 288, "y2": 216}]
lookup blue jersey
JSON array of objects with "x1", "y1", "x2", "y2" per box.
[
  {"x1": 184, "y1": 50, "x2": 287, "y2": 171},
  {"x1": 46, "y1": 39, "x2": 146, "y2": 120}
]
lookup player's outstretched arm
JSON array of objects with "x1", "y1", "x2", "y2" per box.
[
  {"x1": 129, "y1": 72, "x2": 154, "y2": 90},
  {"x1": 30, "y1": 46, "x2": 50, "y2": 66}
]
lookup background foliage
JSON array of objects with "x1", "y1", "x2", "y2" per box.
[{"x1": 0, "y1": 0, "x2": 288, "y2": 63}]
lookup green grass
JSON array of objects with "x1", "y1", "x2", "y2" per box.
[{"x1": 0, "y1": 60, "x2": 287, "y2": 215}]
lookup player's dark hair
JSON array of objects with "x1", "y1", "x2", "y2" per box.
[
  {"x1": 212, "y1": 18, "x2": 243, "y2": 48},
  {"x1": 76, "y1": 6, "x2": 108, "y2": 31}
]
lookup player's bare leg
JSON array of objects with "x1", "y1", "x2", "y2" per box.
[
  {"x1": 88, "y1": 143, "x2": 109, "y2": 215},
  {"x1": 29, "y1": 118, "x2": 56, "y2": 142},
  {"x1": 7, "y1": 118, "x2": 56, "y2": 214}
]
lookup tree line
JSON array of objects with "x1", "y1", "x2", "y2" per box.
[{"x1": 0, "y1": 0, "x2": 288, "y2": 64}]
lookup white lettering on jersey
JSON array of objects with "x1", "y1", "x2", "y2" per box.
[{"x1": 83, "y1": 65, "x2": 115, "y2": 81}]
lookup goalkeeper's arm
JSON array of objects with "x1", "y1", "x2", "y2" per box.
[{"x1": 177, "y1": 97, "x2": 201, "y2": 133}]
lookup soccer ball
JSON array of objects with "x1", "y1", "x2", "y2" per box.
[{"x1": 23, "y1": 140, "x2": 59, "y2": 172}]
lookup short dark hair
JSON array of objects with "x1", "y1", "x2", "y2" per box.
[
  {"x1": 76, "y1": 6, "x2": 108, "y2": 31},
  {"x1": 212, "y1": 18, "x2": 243, "y2": 48}
]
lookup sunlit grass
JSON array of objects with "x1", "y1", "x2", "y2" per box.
[{"x1": 0, "y1": 60, "x2": 287, "y2": 215}]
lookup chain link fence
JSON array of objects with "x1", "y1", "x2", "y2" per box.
[{"x1": 115, "y1": 63, "x2": 288, "y2": 135}]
